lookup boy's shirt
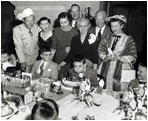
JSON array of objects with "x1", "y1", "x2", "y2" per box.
[
  {"x1": 68, "y1": 67, "x2": 99, "y2": 87},
  {"x1": 31, "y1": 60, "x2": 58, "y2": 80}
]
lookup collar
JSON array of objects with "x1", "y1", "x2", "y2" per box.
[{"x1": 96, "y1": 24, "x2": 106, "y2": 36}]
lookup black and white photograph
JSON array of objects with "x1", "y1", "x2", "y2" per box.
[{"x1": 1, "y1": 0, "x2": 147, "y2": 120}]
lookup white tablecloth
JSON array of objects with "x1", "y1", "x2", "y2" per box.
[
  {"x1": 1, "y1": 91, "x2": 124, "y2": 120},
  {"x1": 57, "y1": 92, "x2": 124, "y2": 120}
]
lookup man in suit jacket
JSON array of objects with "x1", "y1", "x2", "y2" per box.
[
  {"x1": 13, "y1": 8, "x2": 40, "y2": 72},
  {"x1": 70, "y1": 4, "x2": 81, "y2": 28},
  {"x1": 89, "y1": 10, "x2": 112, "y2": 67},
  {"x1": 31, "y1": 49, "x2": 58, "y2": 81}
]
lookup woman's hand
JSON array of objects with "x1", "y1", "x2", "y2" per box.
[{"x1": 105, "y1": 53, "x2": 120, "y2": 61}]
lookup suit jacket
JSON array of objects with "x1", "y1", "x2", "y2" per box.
[
  {"x1": 13, "y1": 23, "x2": 40, "y2": 65},
  {"x1": 89, "y1": 25, "x2": 112, "y2": 66},
  {"x1": 89, "y1": 25, "x2": 112, "y2": 41},
  {"x1": 31, "y1": 60, "x2": 58, "y2": 80},
  {"x1": 89, "y1": 25, "x2": 111, "y2": 39}
]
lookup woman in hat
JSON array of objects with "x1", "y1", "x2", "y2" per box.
[
  {"x1": 51, "y1": 12, "x2": 79, "y2": 79},
  {"x1": 98, "y1": 15, "x2": 137, "y2": 94}
]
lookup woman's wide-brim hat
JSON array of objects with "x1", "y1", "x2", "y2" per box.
[
  {"x1": 17, "y1": 8, "x2": 34, "y2": 21},
  {"x1": 108, "y1": 15, "x2": 127, "y2": 23}
]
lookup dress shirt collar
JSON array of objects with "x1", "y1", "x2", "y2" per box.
[{"x1": 96, "y1": 24, "x2": 106, "y2": 36}]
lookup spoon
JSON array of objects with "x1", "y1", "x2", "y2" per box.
[{"x1": 6, "y1": 110, "x2": 19, "y2": 120}]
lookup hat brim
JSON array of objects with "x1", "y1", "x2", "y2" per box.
[{"x1": 17, "y1": 13, "x2": 34, "y2": 21}]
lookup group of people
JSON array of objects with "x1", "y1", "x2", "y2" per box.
[
  {"x1": 1, "y1": 3, "x2": 147, "y2": 120},
  {"x1": 2, "y1": 3, "x2": 146, "y2": 93}
]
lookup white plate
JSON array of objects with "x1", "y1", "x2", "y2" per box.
[{"x1": 1, "y1": 107, "x2": 14, "y2": 117}]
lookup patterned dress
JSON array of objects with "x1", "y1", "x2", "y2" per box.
[{"x1": 98, "y1": 33, "x2": 137, "y2": 93}]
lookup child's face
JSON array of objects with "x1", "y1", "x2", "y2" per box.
[
  {"x1": 73, "y1": 61, "x2": 86, "y2": 74},
  {"x1": 41, "y1": 51, "x2": 52, "y2": 61},
  {"x1": 1, "y1": 53, "x2": 9, "y2": 63},
  {"x1": 137, "y1": 65, "x2": 147, "y2": 81}
]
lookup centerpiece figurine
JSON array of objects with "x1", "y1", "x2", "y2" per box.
[
  {"x1": 112, "y1": 84, "x2": 147, "y2": 120},
  {"x1": 62, "y1": 73, "x2": 101, "y2": 107}
]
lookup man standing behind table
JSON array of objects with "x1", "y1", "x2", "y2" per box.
[
  {"x1": 89, "y1": 11, "x2": 112, "y2": 67},
  {"x1": 70, "y1": 4, "x2": 81, "y2": 28},
  {"x1": 13, "y1": 8, "x2": 40, "y2": 72}
]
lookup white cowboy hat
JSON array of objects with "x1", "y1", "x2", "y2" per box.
[{"x1": 17, "y1": 8, "x2": 34, "y2": 21}]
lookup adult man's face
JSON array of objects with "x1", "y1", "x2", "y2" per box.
[
  {"x1": 24, "y1": 15, "x2": 34, "y2": 29},
  {"x1": 71, "y1": 6, "x2": 80, "y2": 20},
  {"x1": 95, "y1": 12, "x2": 106, "y2": 28}
]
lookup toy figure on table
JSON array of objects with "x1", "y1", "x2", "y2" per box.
[
  {"x1": 69, "y1": 73, "x2": 101, "y2": 107},
  {"x1": 50, "y1": 81, "x2": 63, "y2": 95},
  {"x1": 112, "y1": 86, "x2": 147, "y2": 120}
]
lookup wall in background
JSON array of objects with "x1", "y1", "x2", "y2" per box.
[{"x1": 10, "y1": 1, "x2": 100, "y2": 28}]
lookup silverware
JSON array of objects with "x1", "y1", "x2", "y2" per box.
[{"x1": 6, "y1": 110, "x2": 19, "y2": 120}]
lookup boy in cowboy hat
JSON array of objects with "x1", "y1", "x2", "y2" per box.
[{"x1": 13, "y1": 8, "x2": 40, "y2": 72}]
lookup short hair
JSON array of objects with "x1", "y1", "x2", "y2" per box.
[
  {"x1": 40, "y1": 48, "x2": 51, "y2": 55},
  {"x1": 70, "y1": 4, "x2": 80, "y2": 11},
  {"x1": 73, "y1": 54, "x2": 86, "y2": 64},
  {"x1": 58, "y1": 12, "x2": 72, "y2": 24},
  {"x1": 95, "y1": 10, "x2": 107, "y2": 19},
  {"x1": 139, "y1": 61, "x2": 147, "y2": 68},
  {"x1": 77, "y1": 17, "x2": 90, "y2": 28},
  {"x1": 31, "y1": 99, "x2": 59, "y2": 120},
  {"x1": 1, "y1": 49, "x2": 9, "y2": 55},
  {"x1": 37, "y1": 17, "x2": 51, "y2": 26}
]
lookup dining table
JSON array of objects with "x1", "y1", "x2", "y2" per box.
[{"x1": 1, "y1": 84, "x2": 124, "y2": 120}]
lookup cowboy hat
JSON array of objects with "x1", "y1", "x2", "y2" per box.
[{"x1": 17, "y1": 8, "x2": 34, "y2": 21}]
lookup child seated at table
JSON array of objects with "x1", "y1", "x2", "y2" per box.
[
  {"x1": 31, "y1": 99, "x2": 59, "y2": 120},
  {"x1": 1, "y1": 49, "x2": 17, "y2": 72},
  {"x1": 128, "y1": 61, "x2": 147, "y2": 89},
  {"x1": 31, "y1": 48, "x2": 58, "y2": 81},
  {"x1": 68, "y1": 54, "x2": 99, "y2": 87}
]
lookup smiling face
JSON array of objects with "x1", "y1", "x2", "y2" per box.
[
  {"x1": 23, "y1": 15, "x2": 34, "y2": 29},
  {"x1": 78, "y1": 19, "x2": 89, "y2": 34},
  {"x1": 95, "y1": 12, "x2": 106, "y2": 28},
  {"x1": 111, "y1": 21, "x2": 123, "y2": 34},
  {"x1": 59, "y1": 17, "x2": 70, "y2": 30},
  {"x1": 39, "y1": 20, "x2": 50, "y2": 32},
  {"x1": 137, "y1": 65, "x2": 147, "y2": 82}
]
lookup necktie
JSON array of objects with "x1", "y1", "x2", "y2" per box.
[
  {"x1": 35, "y1": 62, "x2": 44, "y2": 78},
  {"x1": 111, "y1": 35, "x2": 121, "y2": 51},
  {"x1": 40, "y1": 62, "x2": 44, "y2": 72},
  {"x1": 97, "y1": 29, "x2": 102, "y2": 42},
  {"x1": 29, "y1": 29, "x2": 33, "y2": 37}
]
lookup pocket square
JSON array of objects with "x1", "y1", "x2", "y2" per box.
[{"x1": 47, "y1": 69, "x2": 51, "y2": 71}]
